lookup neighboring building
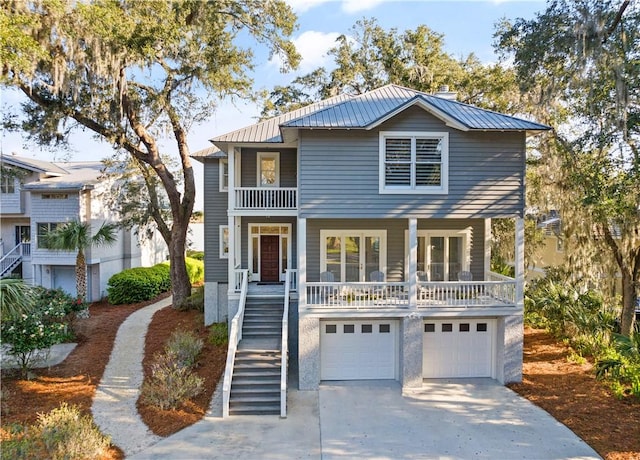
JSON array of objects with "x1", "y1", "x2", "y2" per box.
[
  {"x1": 0, "y1": 154, "x2": 166, "y2": 301},
  {"x1": 194, "y1": 84, "x2": 550, "y2": 397}
]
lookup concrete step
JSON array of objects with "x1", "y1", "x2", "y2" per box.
[{"x1": 228, "y1": 405, "x2": 280, "y2": 416}]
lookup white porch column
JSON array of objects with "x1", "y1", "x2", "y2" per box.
[
  {"x1": 408, "y1": 218, "x2": 417, "y2": 309},
  {"x1": 484, "y1": 218, "x2": 492, "y2": 277},
  {"x1": 227, "y1": 145, "x2": 236, "y2": 295},
  {"x1": 298, "y1": 217, "x2": 307, "y2": 307},
  {"x1": 515, "y1": 217, "x2": 525, "y2": 309}
]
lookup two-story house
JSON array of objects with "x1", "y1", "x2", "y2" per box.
[
  {"x1": 0, "y1": 154, "x2": 166, "y2": 301},
  {"x1": 194, "y1": 84, "x2": 550, "y2": 415}
]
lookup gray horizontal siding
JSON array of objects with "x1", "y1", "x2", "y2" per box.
[
  {"x1": 203, "y1": 159, "x2": 229, "y2": 282},
  {"x1": 240, "y1": 148, "x2": 297, "y2": 188},
  {"x1": 298, "y1": 106, "x2": 525, "y2": 219},
  {"x1": 305, "y1": 218, "x2": 485, "y2": 282}
]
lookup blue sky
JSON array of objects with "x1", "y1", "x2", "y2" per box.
[{"x1": 0, "y1": 0, "x2": 546, "y2": 210}]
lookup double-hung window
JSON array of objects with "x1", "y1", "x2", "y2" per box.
[{"x1": 379, "y1": 131, "x2": 448, "y2": 194}]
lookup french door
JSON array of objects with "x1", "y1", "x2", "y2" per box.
[
  {"x1": 415, "y1": 230, "x2": 469, "y2": 281},
  {"x1": 320, "y1": 230, "x2": 386, "y2": 282}
]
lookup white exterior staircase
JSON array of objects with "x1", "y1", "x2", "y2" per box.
[
  {"x1": 0, "y1": 244, "x2": 24, "y2": 279},
  {"x1": 228, "y1": 297, "x2": 285, "y2": 416}
]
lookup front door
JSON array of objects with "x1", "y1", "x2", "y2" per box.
[{"x1": 260, "y1": 235, "x2": 280, "y2": 282}]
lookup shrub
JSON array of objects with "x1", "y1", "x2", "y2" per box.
[
  {"x1": 2, "y1": 404, "x2": 110, "y2": 460},
  {"x1": 176, "y1": 285, "x2": 204, "y2": 312},
  {"x1": 107, "y1": 263, "x2": 171, "y2": 304},
  {"x1": 140, "y1": 351, "x2": 204, "y2": 410},
  {"x1": 209, "y1": 322, "x2": 229, "y2": 347},
  {"x1": 185, "y1": 257, "x2": 204, "y2": 284},
  {"x1": 186, "y1": 250, "x2": 204, "y2": 261},
  {"x1": 0, "y1": 290, "x2": 77, "y2": 378},
  {"x1": 165, "y1": 330, "x2": 204, "y2": 368}
]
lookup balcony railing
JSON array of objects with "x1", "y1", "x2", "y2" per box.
[
  {"x1": 305, "y1": 274, "x2": 516, "y2": 310},
  {"x1": 234, "y1": 187, "x2": 297, "y2": 210}
]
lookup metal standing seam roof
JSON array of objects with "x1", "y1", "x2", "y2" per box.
[
  {"x1": 282, "y1": 85, "x2": 551, "y2": 131},
  {"x1": 21, "y1": 162, "x2": 104, "y2": 190},
  {"x1": 199, "y1": 84, "x2": 551, "y2": 154},
  {"x1": 0, "y1": 154, "x2": 69, "y2": 176}
]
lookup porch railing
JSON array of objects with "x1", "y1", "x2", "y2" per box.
[
  {"x1": 0, "y1": 243, "x2": 23, "y2": 278},
  {"x1": 280, "y1": 270, "x2": 291, "y2": 418},
  {"x1": 222, "y1": 269, "x2": 249, "y2": 418},
  {"x1": 234, "y1": 187, "x2": 297, "y2": 210},
  {"x1": 306, "y1": 277, "x2": 517, "y2": 309}
]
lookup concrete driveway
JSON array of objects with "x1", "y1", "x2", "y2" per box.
[{"x1": 131, "y1": 379, "x2": 600, "y2": 459}]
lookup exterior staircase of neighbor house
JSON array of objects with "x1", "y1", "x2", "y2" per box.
[
  {"x1": 229, "y1": 296, "x2": 285, "y2": 416},
  {"x1": 0, "y1": 244, "x2": 23, "y2": 279}
]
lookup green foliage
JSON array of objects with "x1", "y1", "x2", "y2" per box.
[
  {"x1": 261, "y1": 17, "x2": 524, "y2": 119},
  {"x1": 185, "y1": 257, "x2": 204, "y2": 284},
  {"x1": 2, "y1": 0, "x2": 300, "y2": 307},
  {"x1": 0, "y1": 278, "x2": 36, "y2": 321},
  {"x1": 177, "y1": 285, "x2": 204, "y2": 312},
  {"x1": 496, "y1": 0, "x2": 640, "y2": 336},
  {"x1": 107, "y1": 263, "x2": 171, "y2": 305},
  {"x1": 1, "y1": 288, "x2": 79, "y2": 378},
  {"x1": 209, "y1": 322, "x2": 229, "y2": 347},
  {"x1": 186, "y1": 250, "x2": 204, "y2": 261},
  {"x1": 2, "y1": 404, "x2": 111, "y2": 460},
  {"x1": 141, "y1": 325, "x2": 205, "y2": 410},
  {"x1": 165, "y1": 330, "x2": 204, "y2": 369},
  {"x1": 595, "y1": 334, "x2": 640, "y2": 398}
]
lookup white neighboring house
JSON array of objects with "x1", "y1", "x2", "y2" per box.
[{"x1": 0, "y1": 154, "x2": 166, "y2": 301}]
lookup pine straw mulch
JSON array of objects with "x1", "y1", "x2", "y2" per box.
[
  {"x1": 508, "y1": 327, "x2": 640, "y2": 460},
  {"x1": 2, "y1": 301, "x2": 639, "y2": 459}
]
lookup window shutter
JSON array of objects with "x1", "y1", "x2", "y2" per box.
[{"x1": 385, "y1": 138, "x2": 411, "y2": 186}]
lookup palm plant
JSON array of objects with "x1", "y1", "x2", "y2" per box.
[
  {"x1": 0, "y1": 278, "x2": 35, "y2": 320},
  {"x1": 42, "y1": 221, "x2": 118, "y2": 301}
]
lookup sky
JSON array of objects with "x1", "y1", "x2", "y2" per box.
[{"x1": 0, "y1": 0, "x2": 547, "y2": 211}]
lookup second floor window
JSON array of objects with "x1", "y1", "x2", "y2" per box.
[
  {"x1": 258, "y1": 152, "x2": 280, "y2": 187},
  {"x1": 37, "y1": 222, "x2": 60, "y2": 249},
  {"x1": 379, "y1": 131, "x2": 448, "y2": 194},
  {"x1": 219, "y1": 159, "x2": 228, "y2": 192},
  {"x1": 1, "y1": 176, "x2": 16, "y2": 194}
]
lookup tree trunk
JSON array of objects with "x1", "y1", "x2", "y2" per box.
[
  {"x1": 619, "y1": 270, "x2": 636, "y2": 336},
  {"x1": 76, "y1": 250, "x2": 87, "y2": 301},
  {"x1": 169, "y1": 222, "x2": 191, "y2": 306}
]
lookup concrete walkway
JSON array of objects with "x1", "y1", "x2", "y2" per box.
[{"x1": 91, "y1": 296, "x2": 173, "y2": 457}]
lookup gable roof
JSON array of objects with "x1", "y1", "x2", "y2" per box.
[
  {"x1": 1, "y1": 154, "x2": 103, "y2": 191},
  {"x1": 203, "y1": 84, "x2": 551, "y2": 155},
  {"x1": 0, "y1": 154, "x2": 69, "y2": 176}
]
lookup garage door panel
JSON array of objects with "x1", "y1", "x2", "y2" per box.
[
  {"x1": 321, "y1": 320, "x2": 397, "y2": 380},
  {"x1": 423, "y1": 320, "x2": 494, "y2": 378}
]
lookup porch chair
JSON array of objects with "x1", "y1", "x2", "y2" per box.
[
  {"x1": 368, "y1": 270, "x2": 387, "y2": 299},
  {"x1": 416, "y1": 270, "x2": 431, "y2": 300},
  {"x1": 319, "y1": 271, "x2": 338, "y2": 304}
]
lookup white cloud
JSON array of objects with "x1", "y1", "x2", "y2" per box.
[
  {"x1": 293, "y1": 30, "x2": 341, "y2": 72},
  {"x1": 284, "y1": 0, "x2": 332, "y2": 13},
  {"x1": 270, "y1": 30, "x2": 341, "y2": 73},
  {"x1": 341, "y1": 0, "x2": 384, "y2": 13}
]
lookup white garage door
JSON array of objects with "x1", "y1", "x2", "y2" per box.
[
  {"x1": 321, "y1": 320, "x2": 398, "y2": 380},
  {"x1": 423, "y1": 319, "x2": 495, "y2": 378},
  {"x1": 53, "y1": 266, "x2": 77, "y2": 298}
]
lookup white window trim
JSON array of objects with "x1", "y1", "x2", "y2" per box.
[
  {"x1": 219, "y1": 159, "x2": 228, "y2": 192},
  {"x1": 257, "y1": 151, "x2": 280, "y2": 187},
  {"x1": 219, "y1": 225, "x2": 229, "y2": 259},
  {"x1": 320, "y1": 229, "x2": 387, "y2": 282},
  {"x1": 379, "y1": 131, "x2": 449, "y2": 195},
  {"x1": 405, "y1": 228, "x2": 471, "y2": 281},
  {"x1": 1, "y1": 176, "x2": 16, "y2": 194}
]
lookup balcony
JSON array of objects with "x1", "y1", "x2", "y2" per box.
[
  {"x1": 305, "y1": 272, "x2": 516, "y2": 310},
  {"x1": 233, "y1": 187, "x2": 297, "y2": 213}
]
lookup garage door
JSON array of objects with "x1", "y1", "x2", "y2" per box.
[
  {"x1": 321, "y1": 320, "x2": 398, "y2": 380},
  {"x1": 53, "y1": 266, "x2": 77, "y2": 298},
  {"x1": 423, "y1": 319, "x2": 495, "y2": 378}
]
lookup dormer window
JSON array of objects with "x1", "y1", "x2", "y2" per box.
[{"x1": 379, "y1": 131, "x2": 448, "y2": 194}]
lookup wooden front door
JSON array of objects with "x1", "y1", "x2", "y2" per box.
[{"x1": 260, "y1": 235, "x2": 280, "y2": 282}]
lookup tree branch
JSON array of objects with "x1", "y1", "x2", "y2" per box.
[{"x1": 604, "y1": 0, "x2": 631, "y2": 42}]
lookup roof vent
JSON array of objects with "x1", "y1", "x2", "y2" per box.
[{"x1": 434, "y1": 85, "x2": 457, "y2": 101}]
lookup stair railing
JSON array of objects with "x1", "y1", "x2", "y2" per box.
[
  {"x1": 280, "y1": 269, "x2": 291, "y2": 418},
  {"x1": 222, "y1": 268, "x2": 249, "y2": 417},
  {"x1": 0, "y1": 243, "x2": 22, "y2": 278}
]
